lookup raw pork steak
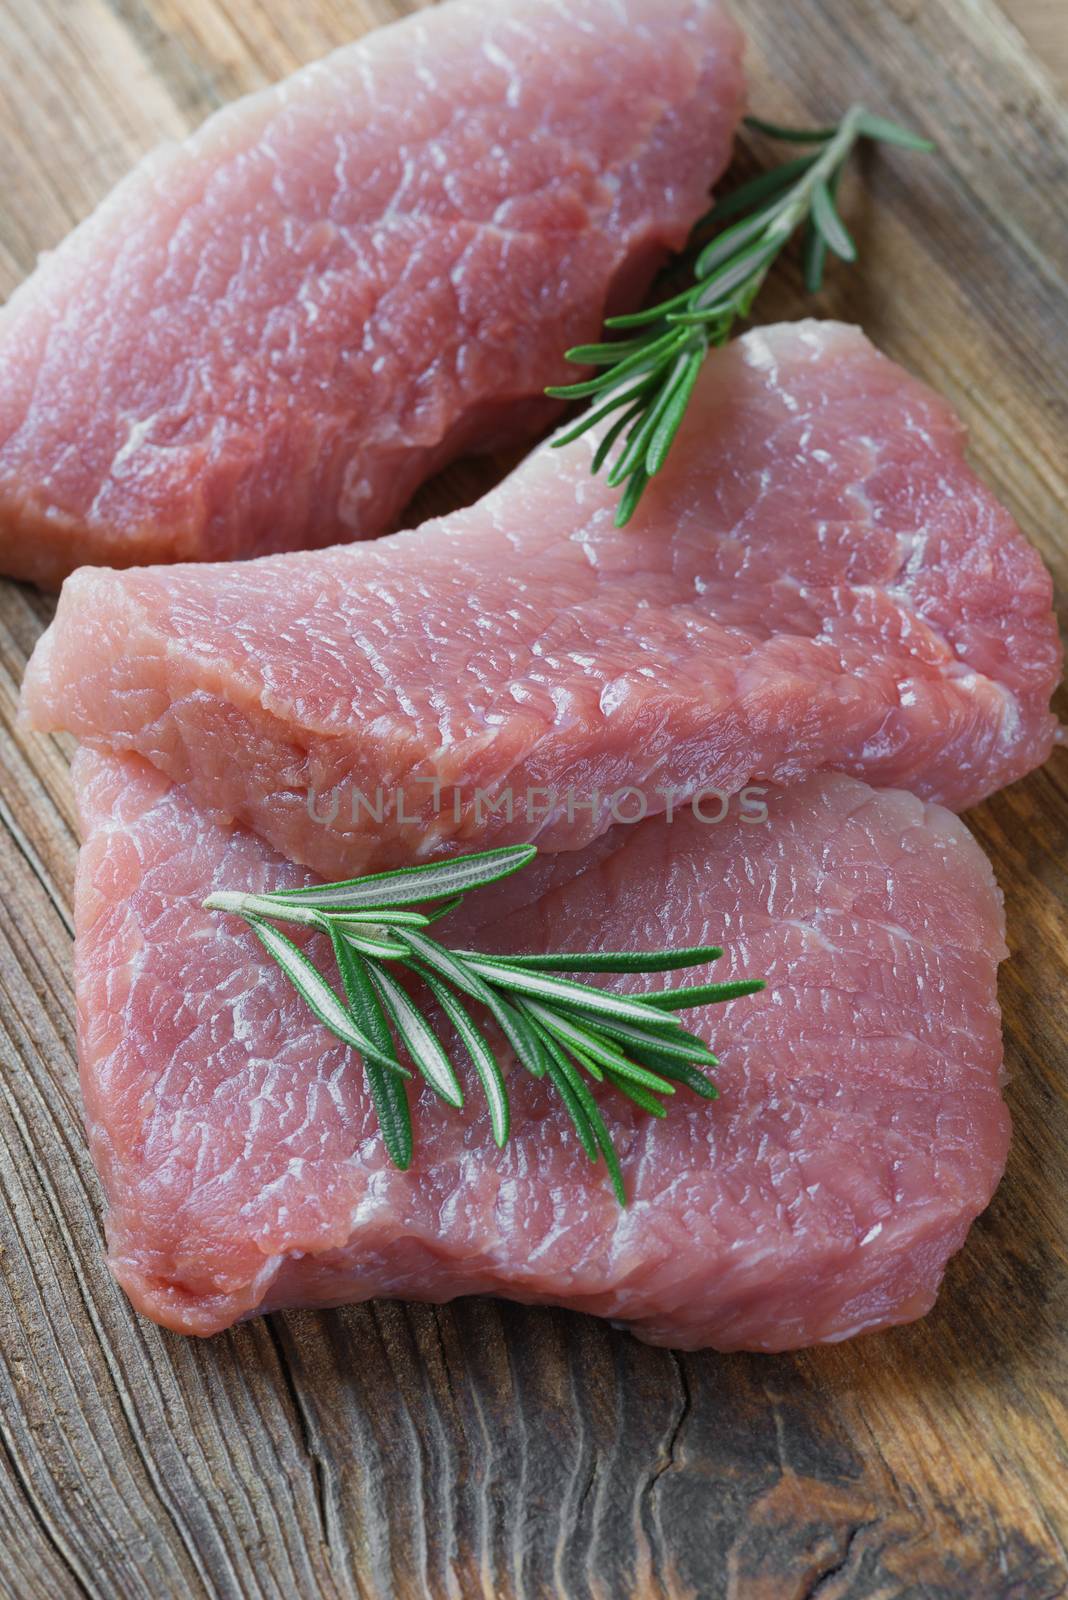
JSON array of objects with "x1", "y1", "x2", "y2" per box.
[
  {"x1": 74, "y1": 751, "x2": 1008, "y2": 1349},
  {"x1": 0, "y1": 0, "x2": 743, "y2": 587},
  {"x1": 27, "y1": 323, "x2": 1060, "y2": 878}
]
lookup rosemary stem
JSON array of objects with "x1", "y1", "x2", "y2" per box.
[
  {"x1": 203, "y1": 841, "x2": 765, "y2": 1204},
  {"x1": 763, "y1": 101, "x2": 867, "y2": 240},
  {"x1": 546, "y1": 99, "x2": 932, "y2": 524},
  {"x1": 202, "y1": 890, "x2": 322, "y2": 927}
]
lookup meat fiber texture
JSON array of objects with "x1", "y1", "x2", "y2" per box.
[
  {"x1": 26, "y1": 322, "x2": 1061, "y2": 876},
  {"x1": 0, "y1": 0, "x2": 744, "y2": 588},
  {"x1": 73, "y1": 750, "x2": 1009, "y2": 1349}
]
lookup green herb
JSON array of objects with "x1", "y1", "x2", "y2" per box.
[
  {"x1": 546, "y1": 104, "x2": 934, "y2": 526},
  {"x1": 205, "y1": 845, "x2": 763, "y2": 1203}
]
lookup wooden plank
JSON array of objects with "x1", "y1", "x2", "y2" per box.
[
  {"x1": 1002, "y1": 0, "x2": 1068, "y2": 88},
  {"x1": 1, "y1": 0, "x2": 1067, "y2": 1594}
]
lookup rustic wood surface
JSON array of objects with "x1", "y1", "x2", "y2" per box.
[
  {"x1": 1, "y1": 0, "x2": 1068, "y2": 1595},
  {"x1": 1003, "y1": 0, "x2": 1068, "y2": 85}
]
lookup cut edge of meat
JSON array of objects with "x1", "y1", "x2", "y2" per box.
[{"x1": 105, "y1": 1191, "x2": 995, "y2": 1352}]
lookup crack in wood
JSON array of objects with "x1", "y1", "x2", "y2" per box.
[
  {"x1": 264, "y1": 1317, "x2": 333, "y2": 1561},
  {"x1": 0, "y1": 1421, "x2": 96, "y2": 1598},
  {"x1": 801, "y1": 1518, "x2": 878, "y2": 1600}
]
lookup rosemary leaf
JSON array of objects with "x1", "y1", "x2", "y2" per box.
[
  {"x1": 696, "y1": 233, "x2": 781, "y2": 302},
  {"x1": 245, "y1": 915, "x2": 400, "y2": 1074},
  {"x1": 465, "y1": 944, "x2": 724, "y2": 974},
  {"x1": 418, "y1": 967, "x2": 510, "y2": 1148},
  {"x1": 562, "y1": 337, "x2": 654, "y2": 366},
  {"x1": 607, "y1": 358, "x2": 692, "y2": 486},
  {"x1": 811, "y1": 178, "x2": 856, "y2": 260},
  {"x1": 533, "y1": 1025, "x2": 599, "y2": 1164},
  {"x1": 400, "y1": 929, "x2": 497, "y2": 1006},
  {"x1": 606, "y1": 405, "x2": 661, "y2": 487},
  {"x1": 329, "y1": 929, "x2": 405, "y2": 1068},
  {"x1": 400, "y1": 932, "x2": 552, "y2": 1083},
  {"x1": 530, "y1": 1019, "x2": 628, "y2": 1203},
  {"x1": 601, "y1": 1069, "x2": 669, "y2": 1118},
  {"x1": 558, "y1": 1011, "x2": 718, "y2": 1065},
  {"x1": 615, "y1": 467, "x2": 651, "y2": 527},
  {"x1": 547, "y1": 326, "x2": 681, "y2": 400},
  {"x1": 581, "y1": 1097, "x2": 627, "y2": 1206},
  {"x1": 694, "y1": 203, "x2": 788, "y2": 278},
  {"x1": 646, "y1": 349, "x2": 704, "y2": 476},
  {"x1": 743, "y1": 114, "x2": 839, "y2": 142},
  {"x1": 339, "y1": 929, "x2": 412, "y2": 960},
  {"x1": 329, "y1": 908, "x2": 434, "y2": 928},
  {"x1": 564, "y1": 1042, "x2": 605, "y2": 1084},
  {"x1": 546, "y1": 101, "x2": 932, "y2": 524},
  {"x1": 603, "y1": 285, "x2": 696, "y2": 329},
  {"x1": 623, "y1": 1046, "x2": 719, "y2": 1101},
  {"x1": 330, "y1": 932, "x2": 414, "y2": 1168},
  {"x1": 644, "y1": 978, "x2": 767, "y2": 1012},
  {"x1": 854, "y1": 111, "x2": 935, "y2": 151},
  {"x1": 462, "y1": 955, "x2": 685, "y2": 1030},
  {"x1": 204, "y1": 890, "x2": 323, "y2": 926},
  {"x1": 551, "y1": 376, "x2": 653, "y2": 451},
  {"x1": 420, "y1": 895, "x2": 465, "y2": 924},
  {"x1": 268, "y1": 842, "x2": 536, "y2": 910},
  {"x1": 802, "y1": 215, "x2": 829, "y2": 293},
  {"x1": 368, "y1": 962, "x2": 464, "y2": 1108},
  {"x1": 592, "y1": 398, "x2": 650, "y2": 475},
  {"x1": 486, "y1": 989, "x2": 551, "y2": 1080},
  {"x1": 527, "y1": 1004, "x2": 676, "y2": 1094},
  {"x1": 707, "y1": 153, "x2": 817, "y2": 225}
]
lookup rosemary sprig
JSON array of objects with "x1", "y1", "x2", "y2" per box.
[
  {"x1": 205, "y1": 844, "x2": 763, "y2": 1203},
  {"x1": 546, "y1": 103, "x2": 933, "y2": 525}
]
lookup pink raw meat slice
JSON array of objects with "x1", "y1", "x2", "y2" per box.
[
  {"x1": 0, "y1": 0, "x2": 744, "y2": 588},
  {"x1": 74, "y1": 749, "x2": 1009, "y2": 1349},
  {"x1": 26, "y1": 322, "x2": 1060, "y2": 876}
]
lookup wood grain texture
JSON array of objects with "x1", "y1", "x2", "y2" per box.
[
  {"x1": 1, "y1": 0, "x2": 1068, "y2": 1595},
  {"x1": 1002, "y1": 0, "x2": 1068, "y2": 88}
]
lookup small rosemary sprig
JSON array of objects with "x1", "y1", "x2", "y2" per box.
[
  {"x1": 546, "y1": 103, "x2": 933, "y2": 525},
  {"x1": 205, "y1": 845, "x2": 763, "y2": 1204}
]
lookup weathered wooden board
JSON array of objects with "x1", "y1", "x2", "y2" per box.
[{"x1": 1, "y1": 1, "x2": 1068, "y2": 1595}]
